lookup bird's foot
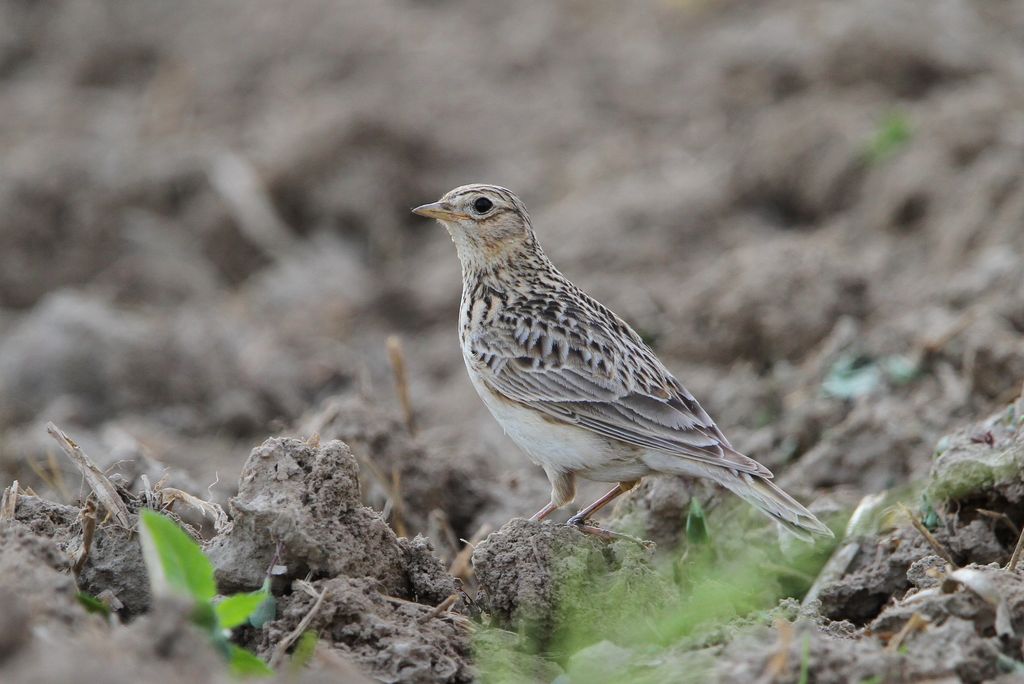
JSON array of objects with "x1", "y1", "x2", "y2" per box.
[{"x1": 565, "y1": 516, "x2": 652, "y2": 549}]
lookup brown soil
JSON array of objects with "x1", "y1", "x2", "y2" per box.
[{"x1": 2, "y1": 0, "x2": 1024, "y2": 681}]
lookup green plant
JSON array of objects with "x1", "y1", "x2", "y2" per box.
[
  {"x1": 822, "y1": 353, "x2": 921, "y2": 399},
  {"x1": 76, "y1": 591, "x2": 111, "y2": 617},
  {"x1": 864, "y1": 111, "x2": 912, "y2": 163},
  {"x1": 476, "y1": 504, "x2": 843, "y2": 683},
  {"x1": 288, "y1": 630, "x2": 320, "y2": 675},
  {"x1": 797, "y1": 634, "x2": 811, "y2": 684},
  {"x1": 685, "y1": 498, "x2": 710, "y2": 545},
  {"x1": 138, "y1": 508, "x2": 273, "y2": 677}
]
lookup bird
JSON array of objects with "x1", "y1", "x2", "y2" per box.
[{"x1": 412, "y1": 184, "x2": 832, "y2": 542}]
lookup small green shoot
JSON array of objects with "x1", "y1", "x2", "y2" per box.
[
  {"x1": 864, "y1": 112, "x2": 912, "y2": 164},
  {"x1": 920, "y1": 496, "x2": 939, "y2": 531},
  {"x1": 139, "y1": 509, "x2": 273, "y2": 678},
  {"x1": 685, "y1": 499, "x2": 710, "y2": 545},
  {"x1": 797, "y1": 634, "x2": 811, "y2": 684},
  {"x1": 823, "y1": 354, "x2": 921, "y2": 399},
  {"x1": 216, "y1": 591, "x2": 271, "y2": 629},
  {"x1": 76, "y1": 591, "x2": 110, "y2": 617},
  {"x1": 229, "y1": 645, "x2": 275, "y2": 677},
  {"x1": 248, "y1": 577, "x2": 277, "y2": 629},
  {"x1": 139, "y1": 509, "x2": 216, "y2": 602},
  {"x1": 289, "y1": 630, "x2": 319, "y2": 673},
  {"x1": 823, "y1": 355, "x2": 882, "y2": 399}
]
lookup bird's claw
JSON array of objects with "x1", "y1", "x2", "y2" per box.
[{"x1": 566, "y1": 519, "x2": 653, "y2": 549}]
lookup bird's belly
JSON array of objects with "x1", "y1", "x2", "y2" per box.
[{"x1": 468, "y1": 371, "x2": 647, "y2": 482}]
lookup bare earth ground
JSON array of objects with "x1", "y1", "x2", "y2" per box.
[{"x1": 1, "y1": 0, "x2": 1024, "y2": 681}]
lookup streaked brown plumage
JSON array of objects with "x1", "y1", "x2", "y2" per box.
[{"x1": 413, "y1": 184, "x2": 832, "y2": 541}]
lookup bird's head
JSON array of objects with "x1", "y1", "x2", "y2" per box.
[{"x1": 412, "y1": 184, "x2": 537, "y2": 269}]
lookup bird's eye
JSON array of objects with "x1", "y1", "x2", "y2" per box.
[{"x1": 472, "y1": 197, "x2": 493, "y2": 214}]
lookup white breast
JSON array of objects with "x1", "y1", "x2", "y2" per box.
[{"x1": 466, "y1": 365, "x2": 644, "y2": 481}]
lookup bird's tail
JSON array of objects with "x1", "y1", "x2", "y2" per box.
[
  {"x1": 642, "y1": 452, "x2": 833, "y2": 541},
  {"x1": 713, "y1": 471, "x2": 833, "y2": 542}
]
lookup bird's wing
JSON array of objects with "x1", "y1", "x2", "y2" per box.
[{"x1": 467, "y1": 314, "x2": 772, "y2": 478}]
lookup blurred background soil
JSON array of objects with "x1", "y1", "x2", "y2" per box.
[{"x1": 1, "y1": 0, "x2": 1023, "y2": 681}]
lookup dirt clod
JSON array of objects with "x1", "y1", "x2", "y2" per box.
[
  {"x1": 818, "y1": 526, "x2": 932, "y2": 624},
  {"x1": 296, "y1": 396, "x2": 496, "y2": 539},
  {"x1": 472, "y1": 518, "x2": 667, "y2": 635},
  {"x1": 2, "y1": 0, "x2": 1024, "y2": 681},
  {"x1": 0, "y1": 522, "x2": 86, "y2": 628},
  {"x1": 263, "y1": 576, "x2": 473, "y2": 683},
  {"x1": 207, "y1": 437, "x2": 447, "y2": 600}
]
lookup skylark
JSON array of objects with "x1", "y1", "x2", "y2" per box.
[{"x1": 413, "y1": 184, "x2": 832, "y2": 541}]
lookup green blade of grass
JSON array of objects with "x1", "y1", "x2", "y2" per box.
[
  {"x1": 228, "y1": 645, "x2": 274, "y2": 678},
  {"x1": 76, "y1": 591, "x2": 110, "y2": 617},
  {"x1": 798, "y1": 634, "x2": 811, "y2": 684},
  {"x1": 864, "y1": 111, "x2": 912, "y2": 164},
  {"x1": 248, "y1": 577, "x2": 277, "y2": 628},
  {"x1": 216, "y1": 590, "x2": 270, "y2": 629},
  {"x1": 685, "y1": 499, "x2": 710, "y2": 545},
  {"x1": 139, "y1": 508, "x2": 217, "y2": 603},
  {"x1": 289, "y1": 630, "x2": 319, "y2": 673}
]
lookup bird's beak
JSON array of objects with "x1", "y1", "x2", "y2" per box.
[{"x1": 411, "y1": 201, "x2": 470, "y2": 221}]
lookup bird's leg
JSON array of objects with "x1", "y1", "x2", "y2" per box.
[
  {"x1": 529, "y1": 470, "x2": 575, "y2": 522},
  {"x1": 566, "y1": 481, "x2": 649, "y2": 547},
  {"x1": 529, "y1": 501, "x2": 559, "y2": 522},
  {"x1": 566, "y1": 480, "x2": 638, "y2": 527}
]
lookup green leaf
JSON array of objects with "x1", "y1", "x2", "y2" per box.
[
  {"x1": 228, "y1": 645, "x2": 274, "y2": 678},
  {"x1": 138, "y1": 508, "x2": 216, "y2": 602},
  {"x1": 76, "y1": 591, "x2": 110, "y2": 617},
  {"x1": 192, "y1": 601, "x2": 219, "y2": 632},
  {"x1": 822, "y1": 355, "x2": 881, "y2": 399},
  {"x1": 686, "y1": 499, "x2": 710, "y2": 545},
  {"x1": 289, "y1": 630, "x2": 319, "y2": 672},
  {"x1": 216, "y1": 590, "x2": 270, "y2": 629},
  {"x1": 921, "y1": 497, "x2": 940, "y2": 531},
  {"x1": 248, "y1": 577, "x2": 277, "y2": 628},
  {"x1": 864, "y1": 111, "x2": 912, "y2": 164}
]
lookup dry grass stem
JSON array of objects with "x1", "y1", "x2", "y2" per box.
[
  {"x1": 27, "y1": 452, "x2": 70, "y2": 502},
  {"x1": 387, "y1": 336, "x2": 416, "y2": 436},
  {"x1": 0, "y1": 480, "x2": 19, "y2": 522},
  {"x1": 208, "y1": 152, "x2": 293, "y2": 258},
  {"x1": 389, "y1": 466, "x2": 407, "y2": 538},
  {"x1": 158, "y1": 487, "x2": 229, "y2": 534},
  {"x1": 918, "y1": 311, "x2": 975, "y2": 355},
  {"x1": 975, "y1": 508, "x2": 1020, "y2": 538},
  {"x1": 427, "y1": 509, "x2": 460, "y2": 563},
  {"x1": 140, "y1": 474, "x2": 158, "y2": 510},
  {"x1": 72, "y1": 499, "x2": 98, "y2": 575},
  {"x1": 351, "y1": 449, "x2": 410, "y2": 537},
  {"x1": 46, "y1": 422, "x2": 131, "y2": 528},
  {"x1": 885, "y1": 612, "x2": 929, "y2": 652},
  {"x1": 379, "y1": 593, "x2": 473, "y2": 631},
  {"x1": 1008, "y1": 525, "x2": 1024, "y2": 572},
  {"x1": 270, "y1": 582, "x2": 329, "y2": 669},
  {"x1": 418, "y1": 593, "x2": 459, "y2": 623},
  {"x1": 448, "y1": 523, "x2": 493, "y2": 581},
  {"x1": 757, "y1": 618, "x2": 794, "y2": 684},
  {"x1": 899, "y1": 504, "x2": 956, "y2": 568}
]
